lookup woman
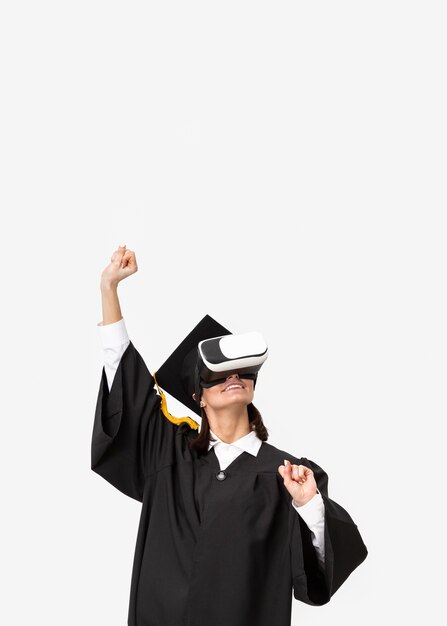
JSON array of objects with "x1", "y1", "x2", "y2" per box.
[{"x1": 91, "y1": 245, "x2": 368, "y2": 626}]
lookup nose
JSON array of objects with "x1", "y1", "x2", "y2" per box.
[{"x1": 226, "y1": 372, "x2": 240, "y2": 380}]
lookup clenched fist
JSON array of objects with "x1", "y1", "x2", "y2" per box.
[
  {"x1": 101, "y1": 245, "x2": 138, "y2": 288},
  {"x1": 277, "y1": 460, "x2": 319, "y2": 507}
]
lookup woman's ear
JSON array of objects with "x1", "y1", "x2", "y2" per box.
[{"x1": 193, "y1": 392, "x2": 205, "y2": 408}]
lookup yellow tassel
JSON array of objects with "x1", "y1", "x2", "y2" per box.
[{"x1": 153, "y1": 371, "x2": 199, "y2": 430}]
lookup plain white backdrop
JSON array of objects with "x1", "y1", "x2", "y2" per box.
[{"x1": 1, "y1": 1, "x2": 445, "y2": 624}]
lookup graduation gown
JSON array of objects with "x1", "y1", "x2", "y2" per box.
[{"x1": 91, "y1": 341, "x2": 368, "y2": 626}]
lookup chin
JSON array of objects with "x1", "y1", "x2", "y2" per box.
[{"x1": 223, "y1": 397, "x2": 252, "y2": 408}]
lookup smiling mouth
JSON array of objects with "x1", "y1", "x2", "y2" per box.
[{"x1": 222, "y1": 383, "x2": 246, "y2": 392}]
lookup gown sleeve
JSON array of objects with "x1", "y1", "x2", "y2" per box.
[
  {"x1": 91, "y1": 340, "x2": 176, "y2": 502},
  {"x1": 290, "y1": 457, "x2": 368, "y2": 606}
]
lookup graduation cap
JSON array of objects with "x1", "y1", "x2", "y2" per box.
[
  {"x1": 153, "y1": 314, "x2": 268, "y2": 429},
  {"x1": 153, "y1": 315, "x2": 231, "y2": 429}
]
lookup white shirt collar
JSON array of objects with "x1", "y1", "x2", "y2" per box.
[{"x1": 208, "y1": 428, "x2": 263, "y2": 456}]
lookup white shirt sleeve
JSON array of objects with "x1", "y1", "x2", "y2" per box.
[
  {"x1": 97, "y1": 318, "x2": 130, "y2": 392},
  {"x1": 291, "y1": 491, "x2": 325, "y2": 570}
]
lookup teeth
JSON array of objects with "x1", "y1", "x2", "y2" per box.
[{"x1": 225, "y1": 384, "x2": 244, "y2": 391}]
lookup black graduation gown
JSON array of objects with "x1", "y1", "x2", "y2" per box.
[{"x1": 91, "y1": 341, "x2": 368, "y2": 626}]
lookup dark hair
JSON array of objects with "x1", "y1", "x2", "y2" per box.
[{"x1": 189, "y1": 402, "x2": 269, "y2": 456}]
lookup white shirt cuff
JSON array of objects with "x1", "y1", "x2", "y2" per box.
[
  {"x1": 291, "y1": 491, "x2": 326, "y2": 570},
  {"x1": 291, "y1": 491, "x2": 325, "y2": 528},
  {"x1": 97, "y1": 317, "x2": 129, "y2": 349}
]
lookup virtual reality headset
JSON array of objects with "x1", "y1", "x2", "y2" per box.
[
  {"x1": 197, "y1": 331, "x2": 269, "y2": 388},
  {"x1": 192, "y1": 331, "x2": 268, "y2": 408}
]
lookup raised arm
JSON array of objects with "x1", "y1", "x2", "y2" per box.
[
  {"x1": 91, "y1": 246, "x2": 175, "y2": 501},
  {"x1": 99, "y1": 244, "x2": 137, "y2": 325},
  {"x1": 96, "y1": 245, "x2": 135, "y2": 390}
]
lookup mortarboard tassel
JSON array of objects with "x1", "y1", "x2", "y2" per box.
[{"x1": 153, "y1": 371, "x2": 200, "y2": 430}]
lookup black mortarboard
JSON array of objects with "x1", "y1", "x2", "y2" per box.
[{"x1": 154, "y1": 314, "x2": 232, "y2": 420}]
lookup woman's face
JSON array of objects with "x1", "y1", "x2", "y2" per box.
[{"x1": 194, "y1": 372, "x2": 255, "y2": 411}]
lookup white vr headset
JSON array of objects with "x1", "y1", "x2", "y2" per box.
[{"x1": 194, "y1": 331, "x2": 269, "y2": 402}]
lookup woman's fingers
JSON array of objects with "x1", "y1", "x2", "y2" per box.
[
  {"x1": 284, "y1": 460, "x2": 311, "y2": 484},
  {"x1": 293, "y1": 465, "x2": 305, "y2": 483},
  {"x1": 109, "y1": 245, "x2": 137, "y2": 271},
  {"x1": 278, "y1": 461, "x2": 313, "y2": 485},
  {"x1": 111, "y1": 245, "x2": 126, "y2": 264},
  {"x1": 101, "y1": 245, "x2": 138, "y2": 284},
  {"x1": 292, "y1": 466, "x2": 305, "y2": 484},
  {"x1": 121, "y1": 249, "x2": 137, "y2": 270}
]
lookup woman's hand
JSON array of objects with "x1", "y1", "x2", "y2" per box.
[
  {"x1": 277, "y1": 460, "x2": 318, "y2": 507},
  {"x1": 101, "y1": 245, "x2": 138, "y2": 289}
]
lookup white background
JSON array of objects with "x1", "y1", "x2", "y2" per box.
[{"x1": 1, "y1": 1, "x2": 446, "y2": 624}]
